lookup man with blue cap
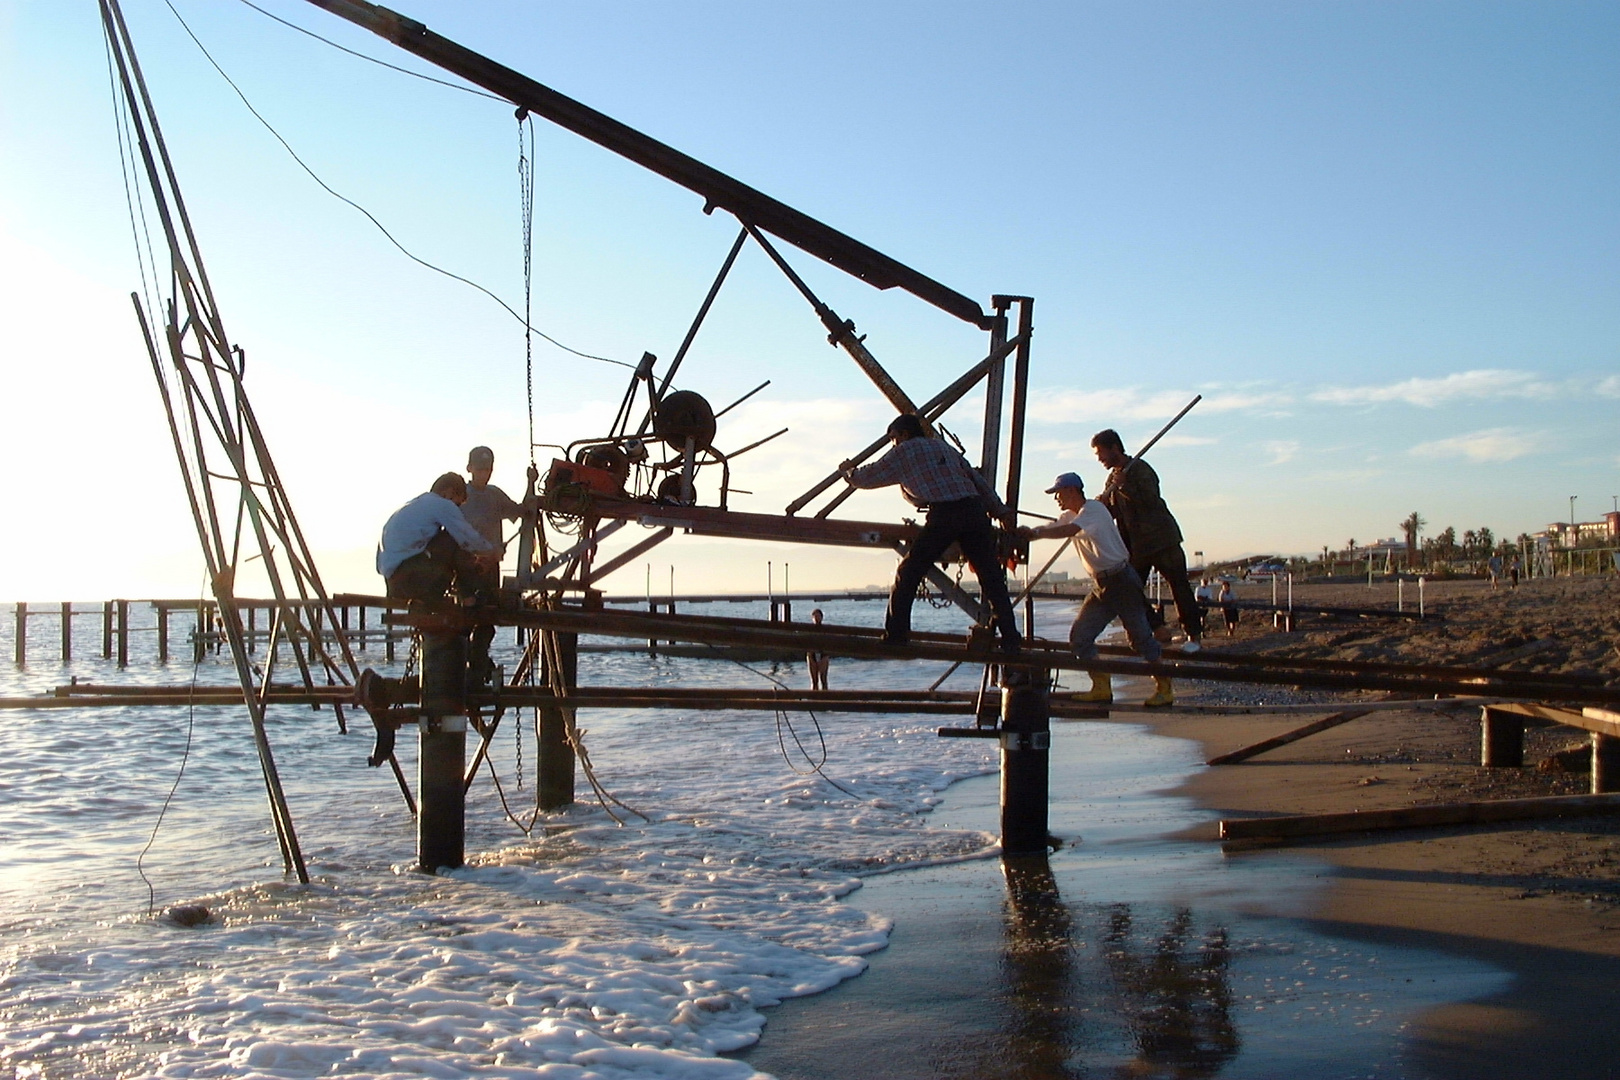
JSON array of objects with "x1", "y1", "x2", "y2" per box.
[{"x1": 1020, "y1": 471, "x2": 1173, "y2": 706}]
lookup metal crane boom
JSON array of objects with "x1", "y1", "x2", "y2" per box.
[{"x1": 301, "y1": 0, "x2": 994, "y2": 328}]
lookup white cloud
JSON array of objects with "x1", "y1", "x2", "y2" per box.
[
  {"x1": 1026, "y1": 386, "x2": 1195, "y2": 423},
  {"x1": 1598, "y1": 375, "x2": 1620, "y2": 398},
  {"x1": 1409, "y1": 427, "x2": 1543, "y2": 463},
  {"x1": 1157, "y1": 434, "x2": 1217, "y2": 448},
  {"x1": 1261, "y1": 440, "x2": 1300, "y2": 465},
  {"x1": 1200, "y1": 389, "x2": 1295, "y2": 413},
  {"x1": 1311, "y1": 369, "x2": 1558, "y2": 408},
  {"x1": 1027, "y1": 385, "x2": 1290, "y2": 424}
]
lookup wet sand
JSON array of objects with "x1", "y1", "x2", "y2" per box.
[
  {"x1": 1145, "y1": 700, "x2": 1620, "y2": 1080},
  {"x1": 741, "y1": 577, "x2": 1620, "y2": 1078}
]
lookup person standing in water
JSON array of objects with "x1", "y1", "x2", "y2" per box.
[{"x1": 806, "y1": 608, "x2": 831, "y2": 691}]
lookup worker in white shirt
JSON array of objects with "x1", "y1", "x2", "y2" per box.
[
  {"x1": 1020, "y1": 472, "x2": 1173, "y2": 706},
  {"x1": 377, "y1": 473, "x2": 498, "y2": 600}
]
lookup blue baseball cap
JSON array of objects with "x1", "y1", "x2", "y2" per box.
[{"x1": 1044, "y1": 472, "x2": 1085, "y2": 493}]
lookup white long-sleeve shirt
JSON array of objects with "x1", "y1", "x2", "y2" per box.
[{"x1": 376, "y1": 492, "x2": 495, "y2": 579}]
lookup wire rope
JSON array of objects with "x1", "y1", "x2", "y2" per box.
[
  {"x1": 231, "y1": 0, "x2": 506, "y2": 102},
  {"x1": 518, "y1": 111, "x2": 538, "y2": 463},
  {"x1": 103, "y1": 28, "x2": 166, "y2": 333},
  {"x1": 160, "y1": 0, "x2": 632, "y2": 370},
  {"x1": 135, "y1": 580, "x2": 207, "y2": 917},
  {"x1": 701, "y1": 645, "x2": 860, "y2": 799}
]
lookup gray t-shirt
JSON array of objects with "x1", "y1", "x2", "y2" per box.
[{"x1": 461, "y1": 483, "x2": 522, "y2": 548}]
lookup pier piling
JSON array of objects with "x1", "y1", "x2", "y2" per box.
[
  {"x1": 116, "y1": 600, "x2": 129, "y2": 668},
  {"x1": 13, "y1": 602, "x2": 25, "y2": 666},
  {"x1": 1593, "y1": 733, "x2": 1620, "y2": 795},
  {"x1": 999, "y1": 674, "x2": 1052, "y2": 857},
  {"x1": 539, "y1": 631, "x2": 578, "y2": 810},
  {"x1": 103, "y1": 601, "x2": 113, "y2": 659},
  {"x1": 60, "y1": 602, "x2": 71, "y2": 662},
  {"x1": 1481, "y1": 706, "x2": 1525, "y2": 768},
  {"x1": 417, "y1": 630, "x2": 468, "y2": 872}
]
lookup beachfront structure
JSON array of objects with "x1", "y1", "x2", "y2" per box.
[{"x1": 1541, "y1": 513, "x2": 1620, "y2": 550}]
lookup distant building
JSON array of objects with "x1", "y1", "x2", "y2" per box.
[
  {"x1": 1353, "y1": 538, "x2": 1407, "y2": 560},
  {"x1": 1537, "y1": 513, "x2": 1618, "y2": 549}
]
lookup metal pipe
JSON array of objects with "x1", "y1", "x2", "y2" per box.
[
  {"x1": 645, "y1": 225, "x2": 750, "y2": 424},
  {"x1": 713, "y1": 380, "x2": 772, "y2": 421}
]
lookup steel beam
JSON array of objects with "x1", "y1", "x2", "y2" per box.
[{"x1": 301, "y1": 0, "x2": 991, "y2": 328}]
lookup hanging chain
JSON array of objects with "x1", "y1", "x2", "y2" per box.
[{"x1": 517, "y1": 109, "x2": 537, "y2": 467}]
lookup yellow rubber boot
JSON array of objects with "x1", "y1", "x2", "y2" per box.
[
  {"x1": 1076, "y1": 672, "x2": 1113, "y2": 703},
  {"x1": 1143, "y1": 676, "x2": 1175, "y2": 708}
]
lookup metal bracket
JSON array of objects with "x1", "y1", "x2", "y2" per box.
[{"x1": 1000, "y1": 731, "x2": 1050, "y2": 751}]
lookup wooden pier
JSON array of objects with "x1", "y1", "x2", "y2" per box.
[{"x1": 8, "y1": 598, "x2": 410, "y2": 667}]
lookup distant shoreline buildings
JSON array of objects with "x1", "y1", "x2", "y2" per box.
[{"x1": 1540, "y1": 512, "x2": 1620, "y2": 550}]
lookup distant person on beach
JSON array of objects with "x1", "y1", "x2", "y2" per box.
[
  {"x1": 1091, "y1": 428, "x2": 1201, "y2": 652},
  {"x1": 1510, "y1": 556, "x2": 1521, "y2": 589},
  {"x1": 1194, "y1": 577, "x2": 1218, "y2": 636},
  {"x1": 461, "y1": 446, "x2": 539, "y2": 680},
  {"x1": 840, "y1": 414, "x2": 1022, "y2": 655},
  {"x1": 807, "y1": 608, "x2": 830, "y2": 691},
  {"x1": 1218, "y1": 579, "x2": 1239, "y2": 636},
  {"x1": 377, "y1": 472, "x2": 497, "y2": 601},
  {"x1": 1019, "y1": 472, "x2": 1172, "y2": 706},
  {"x1": 1488, "y1": 554, "x2": 1503, "y2": 590}
]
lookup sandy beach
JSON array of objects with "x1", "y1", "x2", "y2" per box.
[{"x1": 743, "y1": 575, "x2": 1620, "y2": 1078}]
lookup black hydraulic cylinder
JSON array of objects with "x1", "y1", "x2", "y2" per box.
[
  {"x1": 418, "y1": 630, "x2": 467, "y2": 872},
  {"x1": 1000, "y1": 677, "x2": 1051, "y2": 857}
]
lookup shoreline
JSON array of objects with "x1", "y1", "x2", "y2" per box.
[{"x1": 1132, "y1": 686, "x2": 1620, "y2": 1078}]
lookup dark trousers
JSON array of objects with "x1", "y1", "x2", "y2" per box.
[
  {"x1": 463, "y1": 565, "x2": 501, "y2": 680},
  {"x1": 1130, "y1": 543, "x2": 1203, "y2": 638},
  {"x1": 887, "y1": 497, "x2": 1021, "y2": 648},
  {"x1": 385, "y1": 531, "x2": 481, "y2": 601}
]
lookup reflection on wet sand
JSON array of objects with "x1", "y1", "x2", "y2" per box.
[
  {"x1": 997, "y1": 857, "x2": 1079, "y2": 1078},
  {"x1": 1101, "y1": 904, "x2": 1239, "y2": 1078},
  {"x1": 991, "y1": 857, "x2": 1239, "y2": 1080}
]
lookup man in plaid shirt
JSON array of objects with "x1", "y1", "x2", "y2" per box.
[{"x1": 841, "y1": 414, "x2": 1022, "y2": 651}]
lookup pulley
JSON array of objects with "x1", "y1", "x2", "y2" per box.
[{"x1": 653, "y1": 390, "x2": 716, "y2": 452}]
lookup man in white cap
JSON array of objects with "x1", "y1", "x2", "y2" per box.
[{"x1": 1020, "y1": 471, "x2": 1173, "y2": 706}]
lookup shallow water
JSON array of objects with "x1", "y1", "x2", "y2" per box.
[{"x1": 0, "y1": 599, "x2": 1505, "y2": 1078}]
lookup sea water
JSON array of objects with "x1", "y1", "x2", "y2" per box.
[{"x1": 0, "y1": 599, "x2": 1506, "y2": 1078}]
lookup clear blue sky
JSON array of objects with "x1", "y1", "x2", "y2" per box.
[{"x1": 1, "y1": 0, "x2": 1615, "y2": 597}]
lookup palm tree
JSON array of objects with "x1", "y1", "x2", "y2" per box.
[{"x1": 1400, "y1": 512, "x2": 1425, "y2": 569}]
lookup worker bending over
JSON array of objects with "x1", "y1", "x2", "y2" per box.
[
  {"x1": 377, "y1": 472, "x2": 497, "y2": 601},
  {"x1": 841, "y1": 414, "x2": 1022, "y2": 653},
  {"x1": 1091, "y1": 428, "x2": 1201, "y2": 651},
  {"x1": 1021, "y1": 472, "x2": 1173, "y2": 706}
]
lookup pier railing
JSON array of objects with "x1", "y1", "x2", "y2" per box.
[{"x1": 7, "y1": 598, "x2": 408, "y2": 667}]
